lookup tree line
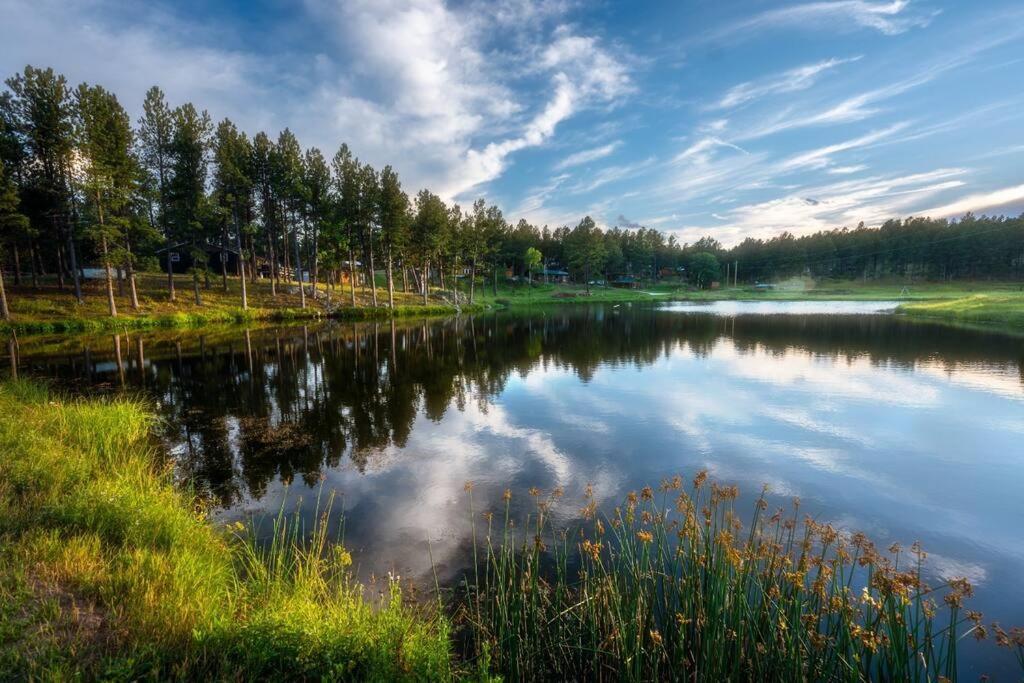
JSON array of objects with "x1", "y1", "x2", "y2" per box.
[{"x1": 2, "y1": 65, "x2": 1022, "y2": 321}]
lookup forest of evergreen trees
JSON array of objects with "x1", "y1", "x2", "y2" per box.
[{"x1": 1, "y1": 65, "x2": 1022, "y2": 320}]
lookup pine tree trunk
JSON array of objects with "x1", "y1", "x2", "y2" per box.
[
  {"x1": 101, "y1": 235, "x2": 117, "y2": 318},
  {"x1": 166, "y1": 239, "x2": 176, "y2": 301},
  {"x1": 221, "y1": 228, "x2": 229, "y2": 292},
  {"x1": 267, "y1": 229, "x2": 278, "y2": 297},
  {"x1": 0, "y1": 245, "x2": 10, "y2": 322},
  {"x1": 12, "y1": 246, "x2": 21, "y2": 286},
  {"x1": 311, "y1": 223, "x2": 319, "y2": 300},
  {"x1": 469, "y1": 260, "x2": 476, "y2": 305},
  {"x1": 422, "y1": 261, "x2": 429, "y2": 305},
  {"x1": 56, "y1": 242, "x2": 64, "y2": 290},
  {"x1": 117, "y1": 263, "x2": 125, "y2": 297},
  {"x1": 126, "y1": 242, "x2": 139, "y2": 311},
  {"x1": 282, "y1": 225, "x2": 291, "y2": 281},
  {"x1": 293, "y1": 226, "x2": 306, "y2": 309},
  {"x1": 29, "y1": 242, "x2": 38, "y2": 289},
  {"x1": 348, "y1": 249, "x2": 357, "y2": 307},
  {"x1": 367, "y1": 237, "x2": 378, "y2": 307},
  {"x1": 386, "y1": 246, "x2": 395, "y2": 310},
  {"x1": 65, "y1": 218, "x2": 83, "y2": 304},
  {"x1": 193, "y1": 270, "x2": 202, "y2": 306},
  {"x1": 401, "y1": 264, "x2": 409, "y2": 293},
  {"x1": 493, "y1": 266, "x2": 498, "y2": 296},
  {"x1": 237, "y1": 229, "x2": 248, "y2": 310}
]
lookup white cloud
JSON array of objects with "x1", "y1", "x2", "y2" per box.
[
  {"x1": 665, "y1": 168, "x2": 969, "y2": 245},
  {"x1": 0, "y1": 0, "x2": 273, "y2": 130},
  {"x1": 5, "y1": 0, "x2": 632, "y2": 206},
  {"x1": 777, "y1": 123, "x2": 907, "y2": 171},
  {"x1": 827, "y1": 165, "x2": 868, "y2": 175},
  {"x1": 714, "y1": 56, "x2": 861, "y2": 110},
  {"x1": 712, "y1": 1, "x2": 936, "y2": 42},
  {"x1": 921, "y1": 184, "x2": 1024, "y2": 218},
  {"x1": 674, "y1": 137, "x2": 748, "y2": 164},
  {"x1": 553, "y1": 141, "x2": 622, "y2": 170},
  {"x1": 565, "y1": 156, "x2": 656, "y2": 194}
]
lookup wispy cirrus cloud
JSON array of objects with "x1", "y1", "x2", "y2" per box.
[
  {"x1": 921, "y1": 184, "x2": 1024, "y2": 218},
  {"x1": 553, "y1": 141, "x2": 622, "y2": 170},
  {"x1": 777, "y1": 123, "x2": 908, "y2": 171},
  {"x1": 667, "y1": 168, "x2": 968, "y2": 244},
  {"x1": 713, "y1": 56, "x2": 862, "y2": 110},
  {"x1": 709, "y1": 1, "x2": 937, "y2": 42},
  {"x1": 307, "y1": 1, "x2": 633, "y2": 201}
]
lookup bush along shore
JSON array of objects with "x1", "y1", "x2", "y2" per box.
[{"x1": 1, "y1": 381, "x2": 1022, "y2": 680}]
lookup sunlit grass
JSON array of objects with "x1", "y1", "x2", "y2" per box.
[
  {"x1": 0, "y1": 381, "x2": 451, "y2": 680},
  {"x1": 0, "y1": 273, "x2": 475, "y2": 336},
  {"x1": 899, "y1": 293, "x2": 1024, "y2": 331}
]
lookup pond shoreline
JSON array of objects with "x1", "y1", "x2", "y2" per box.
[
  {"x1": 2, "y1": 380, "x2": 1020, "y2": 679},
  {"x1": 4, "y1": 277, "x2": 1023, "y2": 337}
]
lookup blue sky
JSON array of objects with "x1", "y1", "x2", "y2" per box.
[{"x1": 2, "y1": 0, "x2": 1022, "y2": 244}]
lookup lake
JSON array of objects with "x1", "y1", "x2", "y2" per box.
[{"x1": 7, "y1": 302, "x2": 1024, "y2": 674}]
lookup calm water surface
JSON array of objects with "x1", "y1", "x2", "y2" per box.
[{"x1": 7, "y1": 303, "x2": 1024, "y2": 673}]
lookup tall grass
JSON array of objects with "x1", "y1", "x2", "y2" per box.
[
  {"x1": 459, "y1": 478, "x2": 1022, "y2": 681},
  {"x1": 0, "y1": 381, "x2": 451, "y2": 680}
]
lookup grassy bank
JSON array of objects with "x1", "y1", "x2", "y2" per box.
[
  {"x1": 6, "y1": 273, "x2": 1022, "y2": 336},
  {"x1": 0, "y1": 381, "x2": 451, "y2": 680},
  {"x1": 2, "y1": 382, "x2": 1021, "y2": 679},
  {"x1": 0, "y1": 273, "x2": 479, "y2": 336},
  {"x1": 478, "y1": 278, "x2": 1024, "y2": 332},
  {"x1": 898, "y1": 293, "x2": 1024, "y2": 331}
]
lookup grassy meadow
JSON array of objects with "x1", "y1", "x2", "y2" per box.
[
  {"x1": 0, "y1": 272, "x2": 474, "y2": 336},
  {"x1": 3, "y1": 270, "x2": 1023, "y2": 336},
  {"x1": 0, "y1": 380, "x2": 452, "y2": 680},
  {"x1": 2, "y1": 380, "x2": 1021, "y2": 679}
]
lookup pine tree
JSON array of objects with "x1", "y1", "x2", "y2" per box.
[
  {"x1": 76, "y1": 83, "x2": 139, "y2": 316},
  {"x1": 137, "y1": 86, "x2": 176, "y2": 300},
  {"x1": 377, "y1": 165, "x2": 408, "y2": 310},
  {"x1": 167, "y1": 103, "x2": 212, "y2": 306},
  {"x1": 213, "y1": 118, "x2": 254, "y2": 308},
  {"x1": 302, "y1": 147, "x2": 331, "y2": 299},
  {"x1": 5, "y1": 67, "x2": 82, "y2": 302},
  {"x1": 0, "y1": 163, "x2": 29, "y2": 321}
]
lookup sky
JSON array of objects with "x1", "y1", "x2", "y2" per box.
[{"x1": 2, "y1": 0, "x2": 1022, "y2": 245}]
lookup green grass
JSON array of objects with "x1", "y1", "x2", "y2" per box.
[
  {"x1": 0, "y1": 272, "x2": 477, "y2": 337},
  {"x1": 0, "y1": 381, "x2": 452, "y2": 680},
  {"x1": 475, "y1": 277, "x2": 1024, "y2": 332},
  {"x1": 898, "y1": 293, "x2": 1024, "y2": 331},
  {"x1": 7, "y1": 272, "x2": 1022, "y2": 336}
]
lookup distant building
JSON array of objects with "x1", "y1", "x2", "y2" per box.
[
  {"x1": 541, "y1": 268, "x2": 570, "y2": 283},
  {"x1": 157, "y1": 242, "x2": 240, "y2": 275}
]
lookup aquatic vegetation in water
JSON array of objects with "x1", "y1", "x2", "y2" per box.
[{"x1": 457, "y1": 476, "x2": 1022, "y2": 681}]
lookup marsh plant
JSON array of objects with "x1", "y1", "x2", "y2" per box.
[{"x1": 458, "y1": 476, "x2": 1023, "y2": 681}]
